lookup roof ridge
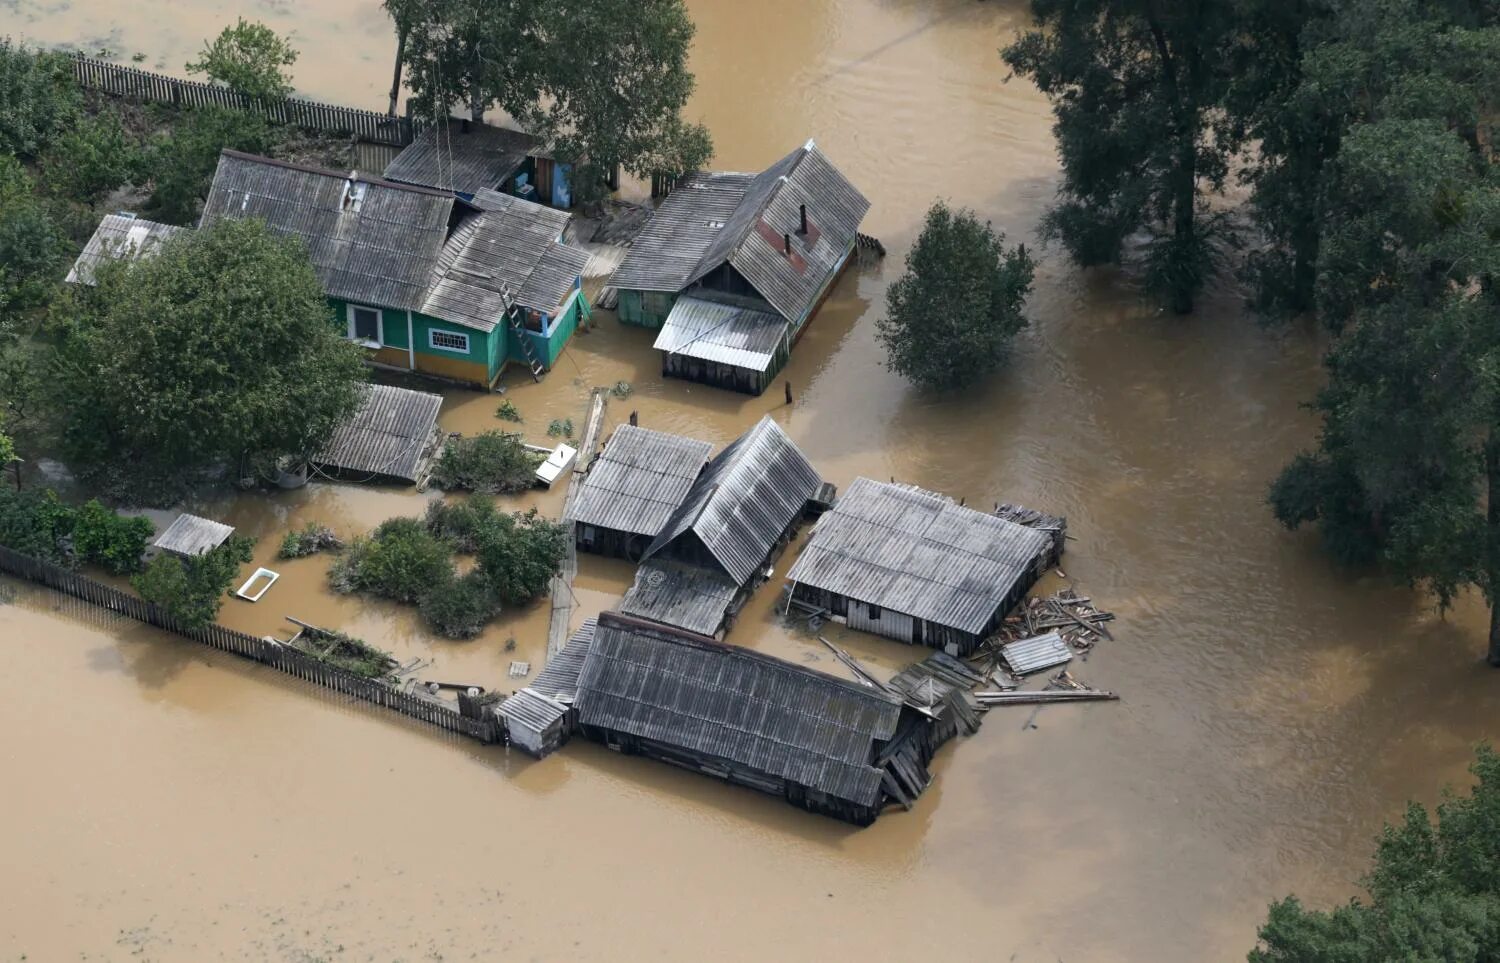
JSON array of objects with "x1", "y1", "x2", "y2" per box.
[{"x1": 219, "y1": 149, "x2": 461, "y2": 200}]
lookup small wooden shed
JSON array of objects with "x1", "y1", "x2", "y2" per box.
[
  {"x1": 564, "y1": 425, "x2": 712, "y2": 560},
  {"x1": 152, "y1": 513, "x2": 234, "y2": 558}
]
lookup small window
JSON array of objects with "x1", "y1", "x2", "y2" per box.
[
  {"x1": 347, "y1": 305, "x2": 381, "y2": 346},
  {"x1": 429, "y1": 329, "x2": 470, "y2": 353},
  {"x1": 868, "y1": 603, "x2": 882, "y2": 621}
]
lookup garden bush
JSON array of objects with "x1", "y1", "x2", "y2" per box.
[
  {"x1": 473, "y1": 508, "x2": 568, "y2": 605},
  {"x1": 327, "y1": 516, "x2": 454, "y2": 603},
  {"x1": 277, "y1": 522, "x2": 341, "y2": 559},
  {"x1": 419, "y1": 569, "x2": 502, "y2": 639},
  {"x1": 132, "y1": 533, "x2": 253, "y2": 629},
  {"x1": 70, "y1": 499, "x2": 153, "y2": 574},
  {"x1": 0, "y1": 487, "x2": 76, "y2": 564},
  {"x1": 0, "y1": 40, "x2": 82, "y2": 158},
  {"x1": 147, "y1": 106, "x2": 273, "y2": 224},
  {"x1": 424, "y1": 496, "x2": 501, "y2": 553},
  {"x1": 428, "y1": 431, "x2": 540, "y2": 494}
]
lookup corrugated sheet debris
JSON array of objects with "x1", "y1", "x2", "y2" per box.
[{"x1": 1000, "y1": 632, "x2": 1073, "y2": 676}]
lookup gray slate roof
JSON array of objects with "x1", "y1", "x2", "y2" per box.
[
  {"x1": 201, "y1": 151, "x2": 456, "y2": 313},
  {"x1": 497, "y1": 688, "x2": 568, "y2": 734},
  {"x1": 565, "y1": 425, "x2": 713, "y2": 537},
  {"x1": 610, "y1": 141, "x2": 869, "y2": 324},
  {"x1": 424, "y1": 189, "x2": 587, "y2": 324},
  {"x1": 574, "y1": 612, "x2": 901, "y2": 808},
  {"x1": 67, "y1": 214, "x2": 186, "y2": 285},
  {"x1": 786, "y1": 478, "x2": 1054, "y2": 635},
  {"x1": 617, "y1": 560, "x2": 738, "y2": 636},
  {"x1": 383, "y1": 119, "x2": 538, "y2": 195},
  {"x1": 530, "y1": 618, "x2": 596, "y2": 702},
  {"x1": 653, "y1": 296, "x2": 789, "y2": 372},
  {"x1": 314, "y1": 384, "x2": 443, "y2": 483},
  {"x1": 645, "y1": 415, "x2": 822, "y2": 586},
  {"x1": 153, "y1": 513, "x2": 234, "y2": 557}
]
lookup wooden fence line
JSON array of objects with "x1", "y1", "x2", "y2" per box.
[
  {"x1": 71, "y1": 55, "x2": 415, "y2": 147},
  {"x1": 0, "y1": 545, "x2": 499, "y2": 743}
]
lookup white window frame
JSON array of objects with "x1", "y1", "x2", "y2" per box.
[
  {"x1": 428, "y1": 328, "x2": 471, "y2": 354},
  {"x1": 346, "y1": 304, "x2": 383, "y2": 349}
]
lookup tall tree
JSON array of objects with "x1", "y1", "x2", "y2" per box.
[
  {"x1": 1251, "y1": 745, "x2": 1500, "y2": 960},
  {"x1": 50, "y1": 218, "x2": 366, "y2": 501},
  {"x1": 1003, "y1": 0, "x2": 1239, "y2": 314},
  {"x1": 186, "y1": 18, "x2": 299, "y2": 101}
]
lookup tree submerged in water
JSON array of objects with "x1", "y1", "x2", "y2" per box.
[
  {"x1": 186, "y1": 18, "x2": 299, "y2": 101},
  {"x1": 876, "y1": 201, "x2": 1034, "y2": 392},
  {"x1": 1251, "y1": 744, "x2": 1500, "y2": 961}
]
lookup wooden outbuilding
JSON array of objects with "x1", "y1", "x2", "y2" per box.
[
  {"x1": 496, "y1": 618, "x2": 596, "y2": 758},
  {"x1": 564, "y1": 425, "x2": 713, "y2": 560},
  {"x1": 152, "y1": 513, "x2": 234, "y2": 558},
  {"x1": 66, "y1": 214, "x2": 186, "y2": 285},
  {"x1": 383, "y1": 118, "x2": 581, "y2": 209},
  {"x1": 313, "y1": 383, "x2": 444, "y2": 485},
  {"x1": 785, "y1": 478, "x2": 1059, "y2": 655}
]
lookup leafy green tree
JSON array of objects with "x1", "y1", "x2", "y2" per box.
[
  {"x1": 473, "y1": 508, "x2": 567, "y2": 605},
  {"x1": 70, "y1": 500, "x2": 154, "y2": 575},
  {"x1": 0, "y1": 422, "x2": 14, "y2": 477},
  {"x1": 329, "y1": 517, "x2": 455, "y2": 603},
  {"x1": 0, "y1": 39, "x2": 82, "y2": 158},
  {"x1": 0, "y1": 487, "x2": 75, "y2": 563},
  {"x1": 1250, "y1": 745, "x2": 1500, "y2": 960},
  {"x1": 51, "y1": 217, "x2": 366, "y2": 500},
  {"x1": 876, "y1": 202, "x2": 1035, "y2": 392},
  {"x1": 41, "y1": 109, "x2": 143, "y2": 207},
  {"x1": 419, "y1": 569, "x2": 500, "y2": 639},
  {"x1": 1003, "y1": 1, "x2": 1239, "y2": 314},
  {"x1": 0, "y1": 189, "x2": 70, "y2": 320},
  {"x1": 133, "y1": 534, "x2": 253, "y2": 629},
  {"x1": 186, "y1": 19, "x2": 299, "y2": 101},
  {"x1": 147, "y1": 106, "x2": 273, "y2": 225},
  {"x1": 429, "y1": 431, "x2": 541, "y2": 494}
]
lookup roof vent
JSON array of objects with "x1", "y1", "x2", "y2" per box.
[
  {"x1": 342, "y1": 178, "x2": 367, "y2": 213},
  {"x1": 783, "y1": 233, "x2": 791, "y2": 257},
  {"x1": 799, "y1": 204, "x2": 807, "y2": 235}
]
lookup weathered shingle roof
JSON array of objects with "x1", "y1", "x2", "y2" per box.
[
  {"x1": 314, "y1": 384, "x2": 443, "y2": 483},
  {"x1": 530, "y1": 618, "x2": 596, "y2": 702},
  {"x1": 565, "y1": 425, "x2": 713, "y2": 537},
  {"x1": 423, "y1": 190, "x2": 587, "y2": 326},
  {"x1": 645, "y1": 416, "x2": 822, "y2": 586},
  {"x1": 497, "y1": 687, "x2": 569, "y2": 733},
  {"x1": 609, "y1": 141, "x2": 869, "y2": 324},
  {"x1": 575, "y1": 612, "x2": 901, "y2": 808},
  {"x1": 617, "y1": 560, "x2": 738, "y2": 636},
  {"x1": 383, "y1": 119, "x2": 538, "y2": 195},
  {"x1": 153, "y1": 513, "x2": 234, "y2": 557},
  {"x1": 786, "y1": 478, "x2": 1055, "y2": 635},
  {"x1": 67, "y1": 214, "x2": 186, "y2": 285},
  {"x1": 653, "y1": 296, "x2": 789, "y2": 372},
  {"x1": 201, "y1": 151, "x2": 457, "y2": 313},
  {"x1": 609, "y1": 171, "x2": 755, "y2": 292}
]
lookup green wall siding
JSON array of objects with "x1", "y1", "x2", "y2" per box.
[
  {"x1": 411, "y1": 312, "x2": 490, "y2": 367},
  {"x1": 506, "y1": 289, "x2": 588, "y2": 368},
  {"x1": 617, "y1": 289, "x2": 675, "y2": 328},
  {"x1": 328, "y1": 296, "x2": 496, "y2": 377}
]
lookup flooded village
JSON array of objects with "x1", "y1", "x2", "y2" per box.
[{"x1": 6, "y1": 0, "x2": 1500, "y2": 960}]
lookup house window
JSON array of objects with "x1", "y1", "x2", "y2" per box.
[
  {"x1": 428, "y1": 329, "x2": 470, "y2": 353},
  {"x1": 346, "y1": 305, "x2": 381, "y2": 347},
  {"x1": 868, "y1": 603, "x2": 882, "y2": 621}
]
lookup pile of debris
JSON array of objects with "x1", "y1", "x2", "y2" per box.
[{"x1": 994, "y1": 587, "x2": 1113, "y2": 651}]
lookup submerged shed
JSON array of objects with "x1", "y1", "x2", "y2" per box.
[
  {"x1": 565, "y1": 425, "x2": 713, "y2": 559},
  {"x1": 786, "y1": 478, "x2": 1056, "y2": 654},
  {"x1": 153, "y1": 513, "x2": 234, "y2": 558},
  {"x1": 497, "y1": 618, "x2": 596, "y2": 759},
  {"x1": 652, "y1": 296, "x2": 791, "y2": 396},
  {"x1": 643, "y1": 415, "x2": 822, "y2": 588},
  {"x1": 574, "y1": 612, "x2": 903, "y2": 825},
  {"x1": 313, "y1": 384, "x2": 444, "y2": 485},
  {"x1": 66, "y1": 214, "x2": 186, "y2": 285}
]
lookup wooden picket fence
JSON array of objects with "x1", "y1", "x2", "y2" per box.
[
  {"x1": 0, "y1": 545, "x2": 499, "y2": 743},
  {"x1": 72, "y1": 55, "x2": 416, "y2": 146}
]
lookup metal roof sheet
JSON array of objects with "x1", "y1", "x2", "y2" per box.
[
  {"x1": 67, "y1": 214, "x2": 186, "y2": 285},
  {"x1": 617, "y1": 561, "x2": 738, "y2": 636},
  {"x1": 1000, "y1": 632, "x2": 1073, "y2": 676},
  {"x1": 529, "y1": 618, "x2": 596, "y2": 702},
  {"x1": 644, "y1": 416, "x2": 822, "y2": 586},
  {"x1": 564, "y1": 425, "x2": 714, "y2": 536},
  {"x1": 785, "y1": 478, "x2": 1054, "y2": 634},
  {"x1": 497, "y1": 687, "x2": 569, "y2": 733},
  {"x1": 153, "y1": 513, "x2": 234, "y2": 557},
  {"x1": 652, "y1": 296, "x2": 789, "y2": 372},
  {"x1": 574, "y1": 612, "x2": 901, "y2": 808},
  {"x1": 383, "y1": 119, "x2": 537, "y2": 195},
  {"x1": 313, "y1": 384, "x2": 443, "y2": 483},
  {"x1": 609, "y1": 171, "x2": 756, "y2": 291}
]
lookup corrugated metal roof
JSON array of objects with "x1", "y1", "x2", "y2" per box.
[
  {"x1": 1000, "y1": 632, "x2": 1072, "y2": 676},
  {"x1": 67, "y1": 214, "x2": 186, "y2": 285},
  {"x1": 609, "y1": 171, "x2": 756, "y2": 291},
  {"x1": 314, "y1": 384, "x2": 443, "y2": 483},
  {"x1": 153, "y1": 513, "x2": 234, "y2": 557},
  {"x1": 644, "y1": 415, "x2": 823, "y2": 587},
  {"x1": 201, "y1": 151, "x2": 455, "y2": 313},
  {"x1": 422, "y1": 190, "x2": 588, "y2": 327},
  {"x1": 497, "y1": 687, "x2": 569, "y2": 733},
  {"x1": 574, "y1": 612, "x2": 901, "y2": 808},
  {"x1": 608, "y1": 141, "x2": 869, "y2": 326},
  {"x1": 652, "y1": 296, "x2": 789, "y2": 372},
  {"x1": 529, "y1": 617, "x2": 596, "y2": 701},
  {"x1": 785, "y1": 478, "x2": 1054, "y2": 634},
  {"x1": 383, "y1": 119, "x2": 537, "y2": 195},
  {"x1": 617, "y1": 561, "x2": 738, "y2": 636},
  {"x1": 565, "y1": 425, "x2": 714, "y2": 536}
]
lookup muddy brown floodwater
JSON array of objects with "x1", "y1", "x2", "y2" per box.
[{"x1": 4, "y1": 0, "x2": 1500, "y2": 959}]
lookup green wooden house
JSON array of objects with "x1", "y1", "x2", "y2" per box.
[
  {"x1": 608, "y1": 140, "x2": 869, "y2": 395},
  {"x1": 200, "y1": 151, "x2": 590, "y2": 389}
]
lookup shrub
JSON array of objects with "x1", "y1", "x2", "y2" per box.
[
  {"x1": 186, "y1": 19, "x2": 298, "y2": 101},
  {"x1": 546, "y1": 418, "x2": 574, "y2": 439},
  {"x1": 71, "y1": 499, "x2": 153, "y2": 574},
  {"x1": 428, "y1": 431, "x2": 541, "y2": 495},
  {"x1": 277, "y1": 522, "x2": 341, "y2": 559},
  {"x1": 496, "y1": 399, "x2": 522, "y2": 422},
  {"x1": 298, "y1": 627, "x2": 396, "y2": 679},
  {"x1": 0, "y1": 192, "x2": 69, "y2": 314},
  {"x1": 0, "y1": 40, "x2": 82, "y2": 158},
  {"x1": 424, "y1": 497, "x2": 500, "y2": 553},
  {"x1": 0, "y1": 487, "x2": 75, "y2": 564},
  {"x1": 473, "y1": 508, "x2": 568, "y2": 605},
  {"x1": 419, "y1": 569, "x2": 502, "y2": 639},
  {"x1": 327, "y1": 517, "x2": 454, "y2": 603},
  {"x1": 147, "y1": 107, "x2": 273, "y2": 224},
  {"x1": 41, "y1": 109, "x2": 143, "y2": 206},
  {"x1": 132, "y1": 534, "x2": 253, "y2": 629}
]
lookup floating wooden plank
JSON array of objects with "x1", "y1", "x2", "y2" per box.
[{"x1": 973, "y1": 689, "x2": 1117, "y2": 705}]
